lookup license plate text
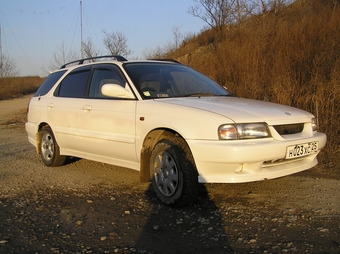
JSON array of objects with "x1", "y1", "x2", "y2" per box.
[{"x1": 286, "y1": 142, "x2": 318, "y2": 159}]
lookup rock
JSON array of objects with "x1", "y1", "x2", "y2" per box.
[
  {"x1": 249, "y1": 239, "x2": 257, "y2": 243},
  {"x1": 153, "y1": 225, "x2": 160, "y2": 231},
  {"x1": 75, "y1": 220, "x2": 84, "y2": 226}
]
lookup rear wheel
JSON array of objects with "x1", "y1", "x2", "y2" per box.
[
  {"x1": 39, "y1": 126, "x2": 66, "y2": 167},
  {"x1": 150, "y1": 138, "x2": 199, "y2": 207}
]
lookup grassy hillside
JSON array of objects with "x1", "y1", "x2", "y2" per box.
[{"x1": 167, "y1": 0, "x2": 339, "y2": 163}]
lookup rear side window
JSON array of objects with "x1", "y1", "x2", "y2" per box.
[
  {"x1": 34, "y1": 70, "x2": 66, "y2": 97},
  {"x1": 56, "y1": 67, "x2": 91, "y2": 98}
]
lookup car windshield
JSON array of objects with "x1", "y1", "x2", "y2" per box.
[{"x1": 123, "y1": 62, "x2": 231, "y2": 99}]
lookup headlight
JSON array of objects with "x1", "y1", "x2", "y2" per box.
[
  {"x1": 218, "y1": 123, "x2": 270, "y2": 140},
  {"x1": 311, "y1": 118, "x2": 317, "y2": 132}
]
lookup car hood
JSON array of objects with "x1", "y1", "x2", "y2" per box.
[{"x1": 158, "y1": 97, "x2": 313, "y2": 125}]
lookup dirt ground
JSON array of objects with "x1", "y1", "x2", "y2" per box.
[{"x1": 0, "y1": 95, "x2": 339, "y2": 253}]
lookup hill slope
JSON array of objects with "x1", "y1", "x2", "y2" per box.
[{"x1": 169, "y1": 0, "x2": 340, "y2": 163}]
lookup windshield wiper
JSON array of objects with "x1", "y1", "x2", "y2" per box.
[
  {"x1": 183, "y1": 93, "x2": 233, "y2": 97},
  {"x1": 171, "y1": 93, "x2": 233, "y2": 98},
  {"x1": 183, "y1": 93, "x2": 217, "y2": 97}
]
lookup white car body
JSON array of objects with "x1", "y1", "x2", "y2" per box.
[
  {"x1": 25, "y1": 57, "x2": 327, "y2": 206},
  {"x1": 149, "y1": 97, "x2": 326, "y2": 183}
]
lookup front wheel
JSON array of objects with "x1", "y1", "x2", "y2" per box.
[
  {"x1": 39, "y1": 126, "x2": 66, "y2": 167},
  {"x1": 150, "y1": 138, "x2": 199, "y2": 207}
]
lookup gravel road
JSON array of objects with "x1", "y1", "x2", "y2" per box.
[{"x1": 0, "y1": 95, "x2": 339, "y2": 253}]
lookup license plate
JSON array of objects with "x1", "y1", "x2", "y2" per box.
[{"x1": 286, "y1": 142, "x2": 318, "y2": 159}]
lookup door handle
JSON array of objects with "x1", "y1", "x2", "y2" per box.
[
  {"x1": 82, "y1": 105, "x2": 92, "y2": 112},
  {"x1": 47, "y1": 103, "x2": 54, "y2": 109}
]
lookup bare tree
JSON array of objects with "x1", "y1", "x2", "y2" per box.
[
  {"x1": 0, "y1": 54, "x2": 19, "y2": 77},
  {"x1": 143, "y1": 26, "x2": 194, "y2": 59},
  {"x1": 102, "y1": 30, "x2": 132, "y2": 57},
  {"x1": 189, "y1": 0, "x2": 293, "y2": 29},
  {"x1": 143, "y1": 46, "x2": 168, "y2": 59},
  {"x1": 172, "y1": 26, "x2": 184, "y2": 50},
  {"x1": 253, "y1": 0, "x2": 292, "y2": 14},
  {"x1": 188, "y1": 0, "x2": 235, "y2": 31},
  {"x1": 82, "y1": 37, "x2": 100, "y2": 59},
  {"x1": 230, "y1": 0, "x2": 258, "y2": 25},
  {"x1": 49, "y1": 43, "x2": 79, "y2": 70},
  {"x1": 143, "y1": 25, "x2": 198, "y2": 60}
]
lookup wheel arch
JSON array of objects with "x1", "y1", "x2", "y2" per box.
[
  {"x1": 139, "y1": 128, "x2": 188, "y2": 183},
  {"x1": 35, "y1": 122, "x2": 50, "y2": 154}
]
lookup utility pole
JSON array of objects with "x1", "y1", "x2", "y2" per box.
[
  {"x1": 0, "y1": 22, "x2": 2, "y2": 77},
  {"x1": 80, "y1": 1, "x2": 83, "y2": 58}
]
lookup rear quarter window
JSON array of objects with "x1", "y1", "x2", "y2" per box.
[{"x1": 34, "y1": 70, "x2": 66, "y2": 97}]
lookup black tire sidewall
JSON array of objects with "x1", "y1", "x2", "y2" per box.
[{"x1": 150, "y1": 138, "x2": 199, "y2": 207}]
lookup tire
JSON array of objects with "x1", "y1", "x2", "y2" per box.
[
  {"x1": 150, "y1": 138, "x2": 199, "y2": 207},
  {"x1": 39, "y1": 126, "x2": 66, "y2": 167}
]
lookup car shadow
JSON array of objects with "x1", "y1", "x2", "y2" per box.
[
  {"x1": 133, "y1": 184, "x2": 233, "y2": 253},
  {"x1": 63, "y1": 156, "x2": 82, "y2": 165}
]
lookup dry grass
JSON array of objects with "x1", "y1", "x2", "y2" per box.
[
  {"x1": 170, "y1": 0, "x2": 339, "y2": 164},
  {"x1": 0, "y1": 76, "x2": 44, "y2": 100}
]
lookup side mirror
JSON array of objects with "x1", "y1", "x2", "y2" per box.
[{"x1": 101, "y1": 84, "x2": 134, "y2": 99}]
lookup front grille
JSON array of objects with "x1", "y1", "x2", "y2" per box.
[{"x1": 273, "y1": 123, "x2": 304, "y2": 135}]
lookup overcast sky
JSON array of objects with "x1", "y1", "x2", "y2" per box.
[{"x1": 0, "y1": 0, "x2": 206, "y2": 76}]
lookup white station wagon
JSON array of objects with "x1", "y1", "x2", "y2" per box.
[{"x1": 26, "y1": 55, "x2": 327, "y2": 207}]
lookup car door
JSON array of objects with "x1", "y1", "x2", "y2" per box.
[
  {"x1": 47, "y1": 66, "x2": 91, "y2": 157},
  {"x1": 78, "y1": 64, "x2": 138, "y2": 169}
]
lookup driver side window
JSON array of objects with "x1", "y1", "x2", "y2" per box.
[{"x1": 89, "y1": 65, "x2": 125, "y2": 98}]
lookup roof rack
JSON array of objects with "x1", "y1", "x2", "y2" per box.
[
  {"x1": 148, "y1": 58, "x2": 181, "y2": 64},
  {"x1": 60, "y1": 55, "x2": 128, "y2": 69}
]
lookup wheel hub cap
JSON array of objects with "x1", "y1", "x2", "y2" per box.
[{"x1": 154, "y1": 151, "x2": 179, "y2": 196}]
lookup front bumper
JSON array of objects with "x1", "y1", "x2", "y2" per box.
[{"x1": 187, "y1": 132, "x2": 327, "y2": 183}]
